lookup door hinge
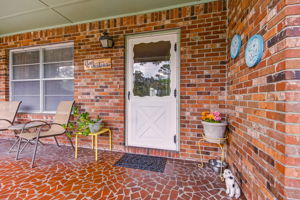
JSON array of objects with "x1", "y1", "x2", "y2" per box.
[
  {"x1": 174, "y1": 88, "x2": 177, "y2": 98},
  {"x1": 174, "y1": 135, "x2": 177, "y2": 144},
  {"x1": 128, "y1": 91, "x2": 130, "y2": 100},
  {"x1": 174, "y1": 43, "x2": 177, "y2": 52}
]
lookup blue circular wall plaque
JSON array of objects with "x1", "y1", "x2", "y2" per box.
[
  {"x1": 230, "y1": 34, "x2": 242, "y2": 59},
  {"x1": 245, "y1": 34, "x2": 264, "y2": 68}
]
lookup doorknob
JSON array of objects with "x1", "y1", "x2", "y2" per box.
[
  {"x1": 174, "y1": 89, "x2": 177, "y2": 98},
  {"x1": 128, "y1": 91, "x2": 130, "y2": 100}
]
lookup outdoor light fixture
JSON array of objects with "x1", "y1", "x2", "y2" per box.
[{"x1": 99, "y1": 32, "x2": 114, "y2": 48}]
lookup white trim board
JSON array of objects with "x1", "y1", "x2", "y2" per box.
[{"x1": 0, "y1": 0, "x2": 218, "y2": 38}]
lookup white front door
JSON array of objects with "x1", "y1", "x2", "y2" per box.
[{"x1": 126, "y1": 30, "x2": 179, "y2": 151}]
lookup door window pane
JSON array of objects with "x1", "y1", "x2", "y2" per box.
[
  {"x1": 13, "y1": 64, "x2": 40, "y2": 80},
  {"x1": 44, "y1": 62, "x2": 74, "y2": 78},
  {"x1": 133, "y1": 41, "x2": 171, "y2": 97}
]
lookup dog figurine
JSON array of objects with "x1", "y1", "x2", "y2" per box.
[{"x1": 223, "y1": 169, "x2": 241, "y2": 199}]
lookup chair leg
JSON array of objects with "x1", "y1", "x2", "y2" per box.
[
  {"x1": 67, "y1": 135, "x2": 75, "y2": 151},
  {"x1": 54, "y1": 136, "x2": 60, "y2": 147},
  {"x1": 16, "y1": 138, "x2": 22, "y2": 160},
  {"x1": 31, "y1": 139, "x2": 39, "y2": 168},
  {"x1": 20, "y1": 140, "x2": 30, "y2": 154},
  {"x1": 9, "y1": 137, "x2": 20, "y2": 153}
]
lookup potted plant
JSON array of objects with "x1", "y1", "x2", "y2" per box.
[
  {"x1": 64, "y1": 107, "x2": 103, "y2": 136},
  {"x1": 201, "y1": 111, "x2": 227, "y2": 143}
]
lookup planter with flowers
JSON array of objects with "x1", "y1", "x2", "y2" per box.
[{"x1": 201, "y1": 111, "x2": 227, "y2": 143}]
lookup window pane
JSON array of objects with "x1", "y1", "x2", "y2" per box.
[
  {"x1": 44, "y1": 47, "x2": 73, "y2": 62},
  {"x1": 44, "y1": 80, "x2": 73, "y2": 95},
  {"x1": 12, "y1": 96, "x2": 40, "y2": 112},
  {"x1": 12, "y1": 81, "x2": 40, "y2": 95},
  {"x1": 44, "y1": 96, "x2": 73, "y2": 111},
  {"x1": 133, "y1": 41, "x2": 171, "y2": 97},
  {"x1": 44, "y1": 62, "x2": 74, "y2": 78},
  {"x1": 13, "y1": 64, "x2": 40, "y2": 80},
  {"x1": 13, "y1": 51, "x2": 39, "y2": 65}
]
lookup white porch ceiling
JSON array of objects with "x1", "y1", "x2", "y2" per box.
[{"x1": 0, "y1": 0, "x2": 215, "y2": 37}]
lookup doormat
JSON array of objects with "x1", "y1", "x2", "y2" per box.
[{"x1": 114, "y1": 153, "x2": 167, "y2": 173}]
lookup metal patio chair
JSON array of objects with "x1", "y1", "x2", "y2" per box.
[
  {"x1": 16, "y1": 101, "x2": 75, "y2": 168},
  {"x1": 0, "y1": 101, "x2": 22, "y2": 149}
]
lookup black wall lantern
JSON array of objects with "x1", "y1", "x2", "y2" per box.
[{"x1": 99, "y1": 32, "x2": 114, "y2": 48}]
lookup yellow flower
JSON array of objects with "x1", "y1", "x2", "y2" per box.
[{"x1": 207, "y1": 114, "x2": 214, "y2": 120}]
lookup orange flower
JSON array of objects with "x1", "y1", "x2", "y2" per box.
[{"x1": 201, "y1": 111, "x2": 209, "y2": 116}]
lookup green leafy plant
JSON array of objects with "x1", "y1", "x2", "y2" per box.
[{"x1": 63, "y1": 106, "x2": 103, "y2": 136}]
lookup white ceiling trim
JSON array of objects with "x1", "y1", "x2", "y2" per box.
[{"x1": 0, "y1": 0, "x2": 218, "y2": 38}]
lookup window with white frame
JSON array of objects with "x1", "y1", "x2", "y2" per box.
[{"x1": 10, "y1": 43, "x2": 74, "y2": 113}]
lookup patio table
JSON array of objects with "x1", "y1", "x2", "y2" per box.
[
  {"x1": 8, "y1": 121, "x2": 45, "y2": 153},
  {"x1": 8, "y1": 122, "x2": 45, "y2": 131},
  {"x1": 75, "y1": 128, "x2": 112, "y2": 161}
]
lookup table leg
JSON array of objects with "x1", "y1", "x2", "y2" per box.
[
  {"x1": 198, "y1": 138, "x2": 205, "y2": 168},
  {"x1": 219, "y1": 143, "x2": 225, "y2": 181},
  {"x1": 109, "y1": 129, "x2": 112, "y2": 151},
  {"x1": 8, "y1": 138, "x2": 20, "y2": 153},
  {"x1": 95, "y1": 135, "x2": 98, "y2": 161},
  {"x1": 75, "y1": 134, "x2": 78, "y2": 159},
  {"x1": 92, "y1": 135, "x2": 94, "y2": 150}
]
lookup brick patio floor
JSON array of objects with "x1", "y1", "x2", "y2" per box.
[{"x1": 0, "y1": 139, "x2": 245, "y2": 200}]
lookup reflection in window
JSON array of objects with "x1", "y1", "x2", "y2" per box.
[{"x1": 133, "y1": 41, "x2": 171, "y2": 97}]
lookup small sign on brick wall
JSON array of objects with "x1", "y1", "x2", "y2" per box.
[{"x1": 84, "y1": 58, "x2": 111, "y2": 70}]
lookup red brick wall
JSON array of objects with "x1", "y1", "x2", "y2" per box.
[
  {"x1": 227, "y1": 0, "x2": 300, "y2": 199},
  {"x1": 0, "y1": 1, "x2": 227, "y2": 161}
]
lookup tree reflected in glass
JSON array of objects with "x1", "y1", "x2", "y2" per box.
[{"x1": 132, "y1": 41, "x2": 171, "y2": 97}]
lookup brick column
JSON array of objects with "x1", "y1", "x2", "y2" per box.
[
  {"x1": 227, "y1": 0, "x2": 300, "y2": 199},
  {"x1": 0, "y1": 49, "x2": 8, "y2": 101}
]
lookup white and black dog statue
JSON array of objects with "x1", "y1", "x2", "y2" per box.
[{"x1": 223, "y1": 169, "x2": 241, "y2": 199}]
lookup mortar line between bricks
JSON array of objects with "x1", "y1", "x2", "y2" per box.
[
  {"x1": 227, "y1": 108, "x2": 300, "y2": 122},
  {"x1": 228, "y1": 68, "x2": 300, "y2": 84},
  {"x1": 230, "y1": 118, "x2": 300, "y2": 137},
  {"x1": 226, "y1": 103, "x2": 300, "y2": 115},
  {"x1": 229, "y1": 125, "x2": 300, "y2": 157}
]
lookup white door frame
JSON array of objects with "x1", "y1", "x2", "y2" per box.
[{"x1": 125, "y1": 29, "x2": 180, "y2": 151}]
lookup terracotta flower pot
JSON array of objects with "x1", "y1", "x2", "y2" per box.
[{"x1": 201, "y1": 121, "x2": 227, "y2": 143}]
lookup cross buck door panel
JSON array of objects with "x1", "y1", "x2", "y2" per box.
[{"x1": 126, "y1": 30, "x2": 179, "y2": 151}]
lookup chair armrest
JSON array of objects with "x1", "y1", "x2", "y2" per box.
[
  {"x1": 0, "y1": 119, "x2": 13, "y2": 125},
  {"x1": 21, "y1": 120, "x2": 50, "y2": 132},
  {"x1": 40, "y1": 122, "x2": 64, "y2": 130}
]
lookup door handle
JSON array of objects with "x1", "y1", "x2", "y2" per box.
[
  {"x1": 174, "y1": 89, "x2": 177, "y2": 98},
  {"x1": 128, "y1": 91, "x2": 130, "y2": 100}
]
